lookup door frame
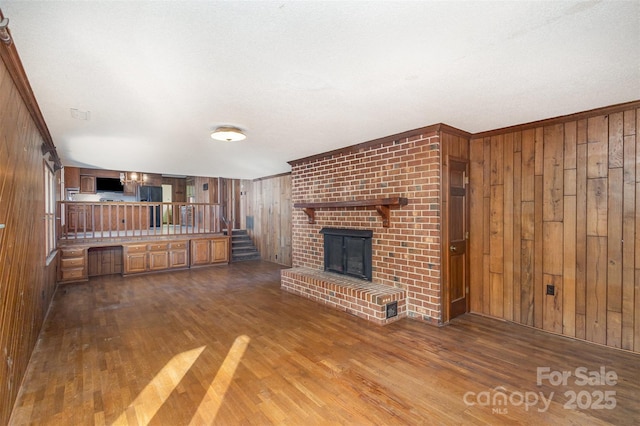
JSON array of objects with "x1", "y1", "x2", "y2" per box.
[{"x1": 441, "y1": 156, "x2": 470, "y2": 323}]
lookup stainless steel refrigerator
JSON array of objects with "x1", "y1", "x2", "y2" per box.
[{"x1": 137, "y1": 185, "x2": 163, "y2": 227}]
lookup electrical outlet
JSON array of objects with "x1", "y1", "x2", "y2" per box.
[{"x1": 546, "y1": 284, "x2": 555, "y2": 296}]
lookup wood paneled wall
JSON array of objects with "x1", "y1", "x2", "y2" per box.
[
  {"x1": 194, "y1": 176, "x2": 219, "y2": 203},
  {"x1": 0, "y1": 57, "x2": 58, "y2": 423},
  {"x1": 245, "y1": 174, "x2": 292, "y2": 266},
  {"x1": 469, "y1": 102, "x2": 640, "y2": 353}
]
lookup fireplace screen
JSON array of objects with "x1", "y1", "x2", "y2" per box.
[{"x1": 320, "y1": 228, "x2": 373, "y2": 281}]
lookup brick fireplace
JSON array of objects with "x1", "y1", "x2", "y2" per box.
[{"x1": 282, "y1": 125, "x2": 469, "y2": 325}]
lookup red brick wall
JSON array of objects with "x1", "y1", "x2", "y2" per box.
[{"x1": 290, "y1": 131, "x2": 443, "y2": 323}]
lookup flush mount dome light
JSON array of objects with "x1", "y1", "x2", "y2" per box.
[{"x1": 211, "y1": 126, "x2": 246, "y2": 142}]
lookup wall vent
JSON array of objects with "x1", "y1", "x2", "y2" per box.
[{"x1": 386, "y1": 301, "x2": 398, "y2": 319}]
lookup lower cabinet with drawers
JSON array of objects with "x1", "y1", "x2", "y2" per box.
[
  {"x1": 123, "y1": 240, "x2": 189, "y2": 275},
  {"x1": 59, "y1": 246, "x2": 88, "y2": 282},
  {"x1": 59, "y1": 236, "x2": 229, "y2": 282}
]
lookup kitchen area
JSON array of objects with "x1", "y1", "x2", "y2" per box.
[
  {"x1": 63, "y1": 167, "x2": 190, "y2": 233},
  {"x1": 59, "y1": 166, "x2": 235, "y2": 283}
]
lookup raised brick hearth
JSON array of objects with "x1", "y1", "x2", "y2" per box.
[{"x1": 281, "y1": 267, "x2": 406, "y2": 325}]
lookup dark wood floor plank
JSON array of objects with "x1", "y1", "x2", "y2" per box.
[{"x1": 9, "y1": 261, "x2": 640, "y2": 425}]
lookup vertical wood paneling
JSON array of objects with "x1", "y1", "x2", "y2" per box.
[
  {"x1": 503, "y1": 134, "x2": 514, "y2": 321},
  {"x1": 543, "y1": 274, "x2": 563, "y2": 333},
  {"x1": 621, "y1": 110, "x2": 636, "y2": 350},
  {"x1": 543, "y1": 222, "x2": 563, "y2": 332},
  {"x1": 534, "y1": 127, "x2": 544, "y2": 176},
  {"x1": 483, "y1": 138, "x2": 491, "y2": 198},
  {"x1": 489, "y1": 184, "x2": 503, "y2": 318},
  {"x1": 0, "y1": 59, "x2": 58, "y2": 424},
  {"x1": 521, "y1": 240, "x2": 535, "y2": 325},
  {"x1": 543, "y1": 124, "x2": 564, "y2": 221},
  {"x1": 564, "y1": 195, "x2": 577, "y2": 336},
  {"x1": 563, "y1": 121, "x2": 577, "y2": 337},
  {"x1": 534, "y1": 175, "x2": 543, "y2": 329},
  {"x1": 521, "y1": 129, "x2": 535, "y2": 201},
  {"x1": 469, "y1": 103, "x2": 640, "y2": 354},
  {"x1": 636, "y1": 182, "x2": 640, "y2": 352},
  {"x1": 543, "y1": 222, "x2": 563, "y2": 276},
  {"x1": 587, "y1": 178, "x2": 608, "y2": 236},
  {"x1": 469, "y1": 140, "x2": 484, "y2": 313},
  {"x1": 575, "y1": 125, "x2": 588, "y2": 339},
  {"x1": 587, "y1": 115, "x2": 608, "y2": 178},
  {"x1": 586, "y1": 236, "x2": 608, "y2": 345},
  {"x1": 513, "y1": 148, "x2": 522, "y2": 323},
  {"x1": 608, "y1": 112, "x2": 624, "y2": 168},
  {"x1": 246, "y1": 174, "x2": 292, "y2": 266},
  {"x1": 636, "y1": 108, "x2": 640, "y2": 352},
  {"x1": 489, "y1": 185, "x2": 504, "y2": 274},
  {"x1": 483, "y1": 197, "x2": 491, "y2": 315},
  {"x1": 607, "y1": 168, "x2": 623, "y2": 348}
]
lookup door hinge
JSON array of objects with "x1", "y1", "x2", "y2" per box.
[
  {"x1": 464, "y1": 175, "x2": 469, "y2": 185},
  {"x1": 465, "y1": 231, "x2": 469, "y2": 240}
]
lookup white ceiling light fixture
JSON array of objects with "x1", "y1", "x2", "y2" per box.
[{"x1": 211, "y1": 126, "x2": 246, "y2": 142}]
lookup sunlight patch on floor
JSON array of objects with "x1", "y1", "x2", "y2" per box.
[
  {"x1": 112, "y1": 346, "x2": 206, "y2": 425},
  {"x1": 189, "y1": 335, "x2": 251, "y2": 425}
]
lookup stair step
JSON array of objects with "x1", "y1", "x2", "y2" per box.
[
  {"x1": 232, "y1": 245, "x2": 258, "y2": 253},
  {"x1": 225, "y1": 229, "x2": 260, "y2": 262},
  {"x1": 233, "y1": 240, "x2": 254, "y2": 246}
]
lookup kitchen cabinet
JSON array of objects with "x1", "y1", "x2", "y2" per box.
[
  {"x1": 64, "y1": 166, "x2": 80, "y2": 188},
  {"x1": 190, "y1": 236, "x2": 229, "y2": 266},
  {"x1": 190, "y1": 239, "x2": 210, "y2": 265},
  {"x1": 123, "y1": 240, "x2": 189, "y2": 274},
  {"x1": 212, "y1": 238, "x2": 229, "y2": 262},
  {"x1": 123, "y1": 181, "x2": 137, "y2": 196},
  {"x1": 66, "y1": 204, "x2": 92, "y2": 232},
  {"x1": 169, "y1": 241, "x2": 188, "y2": 268},
  {"x1": 123, "y1": 244, "x2": 147, "y2": 274},
  {"x1": 80, "y1": 175, "x2": 96, "y2": 193},
  {"x1": 148, "y1": 242, "x2": 170, "y2": 271},
  {"x1": 59, "y1": 247, "x2": 88, "y2": 282}
]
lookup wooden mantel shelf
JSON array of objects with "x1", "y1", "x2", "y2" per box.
[{"x1": 293, "y1": 197, "x2": 408, "y2": 228}]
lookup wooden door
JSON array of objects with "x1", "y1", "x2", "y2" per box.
[
  {"x1": 448, "y1": 159, "x2": 469, "y2": 319},
  {"x1": 149, "y1": 251, "x2": 169, "y2": 271},
  {"x1": 212, "y1": 238, "x2": 229, "y2": 263},
  {"x1": 190, "y1": 239, "x2": 211, "y2": 266},
  {"x1": 124, "y1": 253, "x2": 147, "y2": 274},
  {"x1": 169, "y1": 249, "x2": 188, "y2": 268}
]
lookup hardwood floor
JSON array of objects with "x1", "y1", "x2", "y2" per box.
[{"x1": 9, "y1": 261, "x2": 640, "y2": 425}]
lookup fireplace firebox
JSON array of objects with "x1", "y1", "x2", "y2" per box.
[{"x1": 320, "y1": 228, "x2": 373, "y2": 281}]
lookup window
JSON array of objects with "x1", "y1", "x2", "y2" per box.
[{"x1": 44, "y1": 161, "x2": 56, "y2": 258}]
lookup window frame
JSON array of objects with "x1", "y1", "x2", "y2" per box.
[{"x1": 44, "y1": 160, "x2": 57, "y2": 261}]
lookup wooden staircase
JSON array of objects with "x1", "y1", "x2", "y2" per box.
[{"x1": 226, "y1": 229, "x2": 260, "y2": 262}]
